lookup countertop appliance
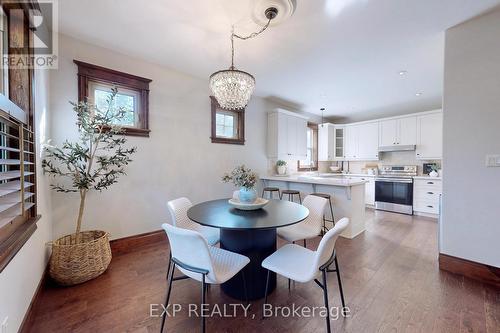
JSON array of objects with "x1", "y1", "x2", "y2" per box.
[
  {"x1": 423, "y1": 163, "x2": 439, "y2": 175},
  {"x1": 375, "y1": 165, "x2": 417, "y2": 215}
]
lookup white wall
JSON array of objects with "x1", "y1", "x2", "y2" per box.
[
  {"x1": 441, "y1": 8, "x2": 500, "y2": 267},
  {"x1": 49, "y1": 34, "x2": 270, "y2": 239},
  {"x1": 0, "y1": 69, "x2": 53, "y2": 332}
]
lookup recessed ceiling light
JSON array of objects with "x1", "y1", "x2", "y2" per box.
[
  {"x1": 399, "y1": 70, "x2": 407, "y2": 76},
  {"x1": 415, "y1": 92, "x2": 423, "y2": 97}
]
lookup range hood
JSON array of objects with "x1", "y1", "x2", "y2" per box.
[{"x1": 378, "y1": 145, "x2": 416, "y2": 152}]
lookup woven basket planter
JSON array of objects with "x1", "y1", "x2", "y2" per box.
[{"x1": 49, "y1": 230, "x2": 112, "y2": 286}]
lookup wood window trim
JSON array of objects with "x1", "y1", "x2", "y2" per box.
[
  {"x1": 297, "y1": 122, "x2": 319, "y2": 171},
  {"x1": 74, "y1": 60, "x2": 152, "y2": 137},
  {"x1": 210, "y1": 96, "x2": 245, "y2": 145},
  {"x1": 0, "y1": 2, "x2": 40, "y2": 273}
]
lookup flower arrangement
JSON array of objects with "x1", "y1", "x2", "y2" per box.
[
  {"x1": 222, "y1": 165, "x2": 258, "y2": 189},
  {"x1": 276, "y1": 160, "x2": 287, "y2": 166}
]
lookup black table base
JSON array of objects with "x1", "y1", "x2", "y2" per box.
[{"x1": 220, "y1": 228, "x2": 277, "y2": 301}]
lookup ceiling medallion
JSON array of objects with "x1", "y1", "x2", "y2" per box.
[{"x1": 209, "y1": 7, "x2": 279, "y2": 110}]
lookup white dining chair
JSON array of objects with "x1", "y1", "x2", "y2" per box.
[
  {"x1": 166, "y1": 197, "x2": 220, "y2": 279},
  {"x1": 277, "y1": 194, "x2": 327, "y2": 248},
  {"x1": 262, "y1": 218, "x2": 349, "y2": 333},
  {"x1": 160, "y1": 224, "x2": 250, "y2": 333}
]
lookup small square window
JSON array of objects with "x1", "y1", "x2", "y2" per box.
[
  {"x1": 210, "y1": 96, "x2": 245, "y2": 145},
  {"x1": 90, "y1": 82, "x2": 139, "y2": 128}
]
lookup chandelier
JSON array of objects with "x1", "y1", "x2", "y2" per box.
[{"x1": 209, "y1": 7, "x2": 278, "y2": 110}]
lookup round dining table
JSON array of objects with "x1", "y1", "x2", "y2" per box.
[{"x1": 187, "y1": 198, "x2": 309, "y2": 301}]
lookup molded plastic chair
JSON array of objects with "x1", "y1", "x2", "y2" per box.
[
  {"x1": 167, "y1": 197, "x2": 220, "y2": 246},
  {"x1": 277, "y1": 194, "x2": 327, "y2": 248},
  {"x1": 262, "y1": 218, "x2": 349, "y2": 333},
  {"x1": 166, "y1": 197, "x2": 220, "y2": 281},
  {"x1": 160, "y1": 224, "x2": 250, "y2": 333}
]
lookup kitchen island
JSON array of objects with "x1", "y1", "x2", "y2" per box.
[{"x1": 260, "y1": 174, "x2": 367, "y2": 238}]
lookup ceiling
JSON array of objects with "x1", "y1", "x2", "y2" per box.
[{"x1": 58, "y1": 0, "x2": 500, "y2": 121}]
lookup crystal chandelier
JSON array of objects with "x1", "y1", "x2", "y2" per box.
[{"x1": 209, "y1": 7, "x2": 278, "y2": 110}]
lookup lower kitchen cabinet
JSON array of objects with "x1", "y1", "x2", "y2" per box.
[
  {"x1": 349, "y1": 176, "x2": 375, "y2": 205},
  {"x1": 413, "y1": 178, "x2": 442, "y2": 215}
]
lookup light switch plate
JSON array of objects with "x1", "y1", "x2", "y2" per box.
[{"x1": 486, "y1": 155, "x2": 500, "y2": 167}]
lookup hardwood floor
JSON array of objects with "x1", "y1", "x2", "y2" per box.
[{"x1": 25, "y1": 210, "x2": 500, "y2": 333}]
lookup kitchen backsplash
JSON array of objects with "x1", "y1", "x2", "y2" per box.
[
  {"x1": 269, "y1": 151, "x2": 441, "y2": 176},
  {"x1": 325, "y1": 151, "x2": 441, "y2": 175}
]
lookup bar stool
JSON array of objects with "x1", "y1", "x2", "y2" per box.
[
  {"x1": 262, "y1": 187, "x2": 280, "y2": 199},
  {"x1": 280, "y1": 189, "x2": 302, "y2": 204},
  {"x1": 311, "y1": 192, "x2": 335, "y2": 234}
]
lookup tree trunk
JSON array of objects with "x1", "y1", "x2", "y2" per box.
[{"x1": 75, "y1": 190, "x2": 87, "y2": 243}]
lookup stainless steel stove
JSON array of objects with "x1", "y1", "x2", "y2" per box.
[{"x1": 375, "y1": 165, "x2": 417, "y2": 215}]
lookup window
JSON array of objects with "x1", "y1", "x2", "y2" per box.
[
  {"x1": 0, "y1": 2, "x2": 39, "y2": 273},
  {"x1": 90, "y1": 82, "x2": 139, "y2": 127},
  {"x1": 210, "y1": 96, "x2": 245, "y2": 145},
  {"x1": 74, "y1": 60, "x2": 152, "y2": 137},
  {"x1": 298, "y1": 123, "x2": 318, "y2": 171}
]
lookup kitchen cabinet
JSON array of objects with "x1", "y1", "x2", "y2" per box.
[
  {"x1": 399, "y1": 116, "x2": 417, "y2": 145},
  {"x1": 295, "y1": 117, "x2": 308, "y2": 158},
  {"x1": 345, "y1": 122, "x2": 379, "y2": 161},
  {"x1": 345, "y1": 125, "x2": 357, "y2": 160},
  {"x1": 333, "y1": 126, "x2": 345, "y2": 160},
  {"x1": 318, "y1": 123, "x2": 335, "y2": 161},
  {"x1": 413, "y1": 178, "x2": 442, "y2": 215},
  {"x1": 379, "y1": 116, "x2": 416, "y2": 147},
  {"x1": 416, "y1": 111, "x2": 442, "y2": 160},
  {"x1": 267, "y1": 109, "x2": 308, "y2": 160},
  {"x1": 358, "y1": 122, "x2": 379, "y2": 160},
  {"x1": 350, "y1": 176, "x2": 375, "y2": 205}
]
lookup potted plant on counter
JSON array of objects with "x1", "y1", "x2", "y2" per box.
[
  {"x1": 276, "y1": 160, "x2": 287, "y2": 175},
  {"x1": 222, "y1": 165, "x2": 258, "y2": 203},
  {"x1": 42, "y1": 88, "x2": 137, "y2": 286}
]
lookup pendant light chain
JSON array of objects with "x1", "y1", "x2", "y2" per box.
[{"x1": 230, "y1": 17, "x2": 272, "y2": 70}]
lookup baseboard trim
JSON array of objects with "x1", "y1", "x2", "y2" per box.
[
  {"x1": 110, "y1": 230, "x2": 167, "y2": 256},
  {"x1": 19, "y1": 263, "x2": 49, "y2": 333},
  {"x1": 439, "y1": 253, "x2": 500, "y2": 288}
]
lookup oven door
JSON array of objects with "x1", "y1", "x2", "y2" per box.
[{"x1": 375, "y1": 178, "x2": 413, "y2": 214}]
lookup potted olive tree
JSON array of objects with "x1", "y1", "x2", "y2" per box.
[{"x1": 42, "y1": 88, "x2": 137, "y2": 286}]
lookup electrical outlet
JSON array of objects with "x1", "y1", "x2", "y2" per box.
[
  {"x1": 1, "y1": 316, "x2": 8, "y2": 333},
  {"x1": 486, "y1": 155, "x2": 500, "y2": 167}
]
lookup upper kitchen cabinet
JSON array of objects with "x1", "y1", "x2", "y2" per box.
[
  {"x1": 333, "y1": 125, "x2": 345, "y2": 160},
  {"x1": 318, "y1": 123, "x2": 335, "y2": 161},
  {"x1": 416, "y1": 111, "x2": 443, "y2": 160},
  {"x1": 345, "y1": 122, "x2": 379, "y2": 161},
  {"x1": 267, "y1": 109, "x2": 308, "y2": 160},
  {"x1": 379, "y1": 116, "x2": 416, "y2": 147}
]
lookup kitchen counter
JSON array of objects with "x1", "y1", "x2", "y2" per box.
[
  {"x1": 260, "y1": 174, "x2": 367, "y2": 187},
  {"x1": 261, "y1": 174, "x2": 367, "y2": 239},
  {"x1": 413, "y1": 176, "x2": 442, "y2": 180},
  {"x1": 318, "y1": 173, "x2": 376, "y2": 178}
]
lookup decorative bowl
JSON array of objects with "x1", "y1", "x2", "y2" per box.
[
  {"x1": 228, "y1": 197, "x2": 269, "y2": 210},
  {"x1": 330, "y1": 166, "x2": 341, "y2": 172}
]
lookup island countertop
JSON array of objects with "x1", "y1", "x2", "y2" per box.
[
  {"x1": 260, "y1": 174, "x2": 367, "y2": 239},
  {"x1": 260, "y1": 174, "x2": 367, "y2": 187}
]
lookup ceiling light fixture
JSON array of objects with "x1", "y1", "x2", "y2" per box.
[
  {"x1": 209, "y1": 7, "x2": 278, "y2": 110},
  {"x1": 415, "y1": 92, "x2": 423, "y2": 97},
  {"x1": 399, "y1": 70, "x2": 407, "y2": 76}
]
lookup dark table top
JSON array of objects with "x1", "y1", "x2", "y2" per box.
[{"x1": 187, "y1": 199, "x2": 309, "y2": 230}]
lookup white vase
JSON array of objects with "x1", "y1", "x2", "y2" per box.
[
  {"x1": 429, "y1": 170, "x2": 439, "y2": 178},
  {"x1": 277, "y1": 165, "x2": 287, "y2": 175}
]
